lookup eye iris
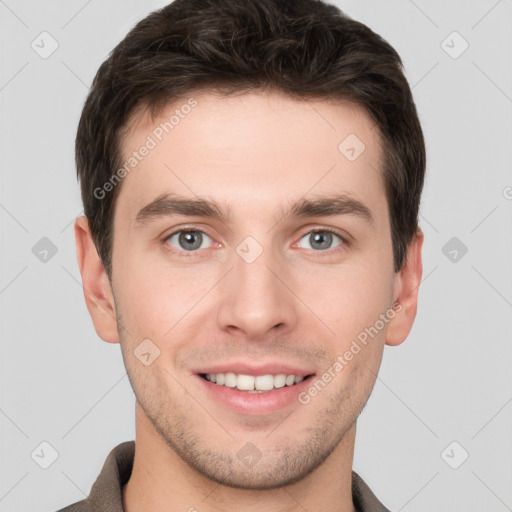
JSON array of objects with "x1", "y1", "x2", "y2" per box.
[
  {"x1": 310, "y1": 231, "x2": 332, "y2": 250},
  {"x1": 179, "y1": 231, "x2": 202, "y2": 250}
]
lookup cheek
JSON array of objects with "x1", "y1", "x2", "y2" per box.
[
  {"x1": 310, "y1": 264, "x2": 395, "y2": 348},
  {"x1": 113, "y1": 254, "x2": 214, "y2": 342}
]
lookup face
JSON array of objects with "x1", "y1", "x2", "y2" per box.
[{"x1": 85, "y1": 91, "x2": 418, "y2": 489}]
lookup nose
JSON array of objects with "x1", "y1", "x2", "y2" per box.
[{"x1": 216, "y1": 245, "x2": 299, "y2": 340}]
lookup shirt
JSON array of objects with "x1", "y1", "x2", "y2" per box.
[{"x1": 55, "y1": 441, "x2": 391, "y2": 512}]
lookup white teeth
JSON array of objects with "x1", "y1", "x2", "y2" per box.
[
  {"x1": 273, "y1": 374, "x2": 286, "y2": 388},
  {"x1": 255, "y1": 375, "x2": 274, "y2": 391},
  {"x1": 203, "y1": 372, "x2": 307, "y2": 391},
  {"x1": 224, "y1": 372, "x2": 237, "y2": 388},
  {"x1": 237, "y1": 374, "x2": 255, "y2": 391}
]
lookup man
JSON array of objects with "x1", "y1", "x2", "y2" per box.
[{"x1": 58, "y1": 0, "x2": 424, "y2": 510}]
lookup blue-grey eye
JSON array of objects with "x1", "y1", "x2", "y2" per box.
[
  {"x1": 166, "y1": 230, "x2": 212, "y2": 251},
  {"x1": 297, "y1": 230, "x2": 343, "y2": 251}
]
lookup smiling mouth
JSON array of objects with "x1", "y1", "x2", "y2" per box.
[{"x1": 199, "y1": 372, "x2": 315, "y2": 393}]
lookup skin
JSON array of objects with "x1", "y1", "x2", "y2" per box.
[{"x1": 75, "y1": 90, "x2": 423, "y2": 512}]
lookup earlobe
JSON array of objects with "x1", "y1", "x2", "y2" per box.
[
  {"x1": 74, "y1": 216, "x2": 120, "y2": 344},
  {"x1": 385, "y1": 228, "x2": 424, "y2": 347}
]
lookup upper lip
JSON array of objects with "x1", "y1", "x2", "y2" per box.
[{"x1": 194, "y1": 361, "x2": 316, "y2": 377}]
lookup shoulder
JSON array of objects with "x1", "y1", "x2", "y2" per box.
[
  {"x1": 54, "y1": 499, "x2": 92, "y2": 512},
  {"x1": 352, "y1": 471, "x2": 392, "y2": 512}
]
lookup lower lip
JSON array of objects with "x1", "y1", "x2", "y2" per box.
[{"x1": 195, "y1": 374, "x2": 315, "y2": 416}]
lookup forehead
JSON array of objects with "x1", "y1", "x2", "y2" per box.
[{"x1": 115, "y1": 91, "x2": 387, "y2": 227}]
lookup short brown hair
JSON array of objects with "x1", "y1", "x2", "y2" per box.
[{"x1": 76, "y1": 0, "x2": 425, "y2": 276}]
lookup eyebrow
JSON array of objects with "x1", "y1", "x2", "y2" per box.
[
  {"x1": 287, "y1": 195, "x2": 374, "y2": 226},
  {"x1": 134, "y1": 194, "x2": 229, "y2": 227},
  {"x1": 133, "y1": 193, "x2": 374, "y2": 228}
]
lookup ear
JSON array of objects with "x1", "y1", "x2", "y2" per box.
[
  {"x1": 74, "y1": 216, "x2": 120, "y2": 344},
  {"x1": 385, "y1": 228, "x2": 424, "y2": 346}
]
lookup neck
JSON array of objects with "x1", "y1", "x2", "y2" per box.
[{"x1": 123, "y1": 401, "x2": 357, "y2": 512}]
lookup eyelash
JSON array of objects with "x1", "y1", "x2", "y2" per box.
[
  {"x1": 162, "y1": 228, "x2": 215, "y2": 258},
  {"x1": 296, "y1": 227, "x2": 348, "y2": 252},
  {"x1": 162, "y1": 227, "x2": 349, "y2": 257}
]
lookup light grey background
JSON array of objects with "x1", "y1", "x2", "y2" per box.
[{"x1": 1, "y1": 1, "x2": 511, "y2": 511}]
